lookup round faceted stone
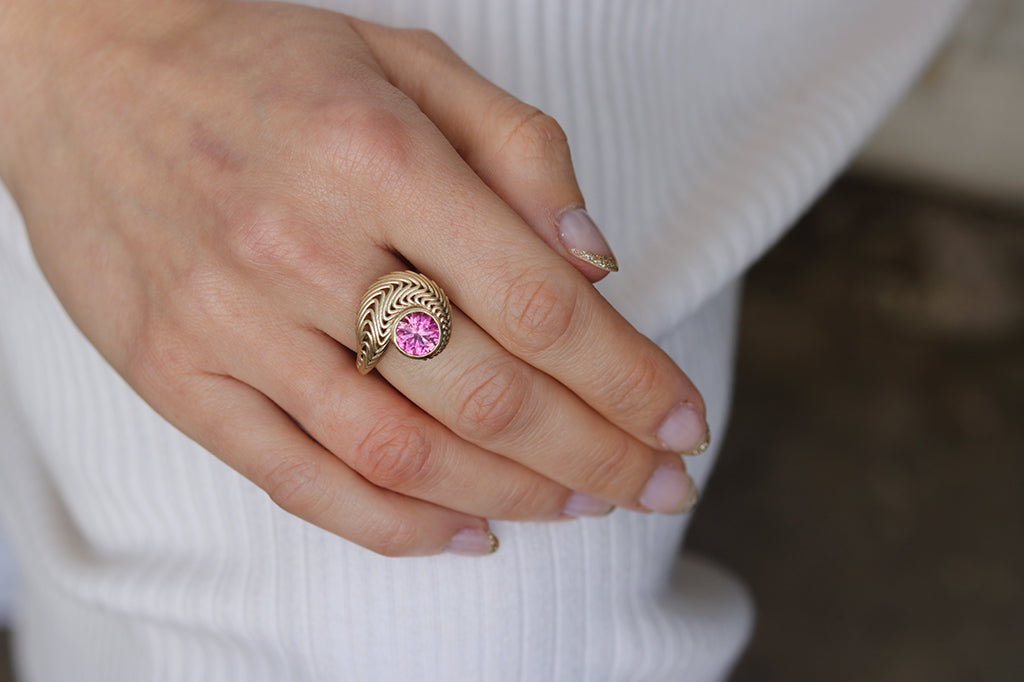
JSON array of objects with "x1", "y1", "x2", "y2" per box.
[{"x1": 394, "y1": 311, "x2": 441, "y2": 357}]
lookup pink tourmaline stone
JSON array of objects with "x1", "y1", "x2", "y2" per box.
[{"x1": 394, "y1": 311, "x2": 440, "y2": 357}]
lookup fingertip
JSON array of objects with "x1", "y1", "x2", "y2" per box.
[
  {"x1": 580, "y1": 264, "x2": 613, "y2": 284},
  {"x1": 570, "y1": 258, "x2": 614, "y2": 284},
  {"x1": 656, "y1": 402, "x2": 710, "y2": 455}
]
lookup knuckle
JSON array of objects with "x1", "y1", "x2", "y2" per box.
[
  {"x1": 604, "y1": 352, "x2": 664, "y2": 420},
  {"x1": 124, "y1": 326, "x2": 196, "y2": 393},
  {"x1": 365, "y1": 516, "x2": 423, "y2": 557},
  {"x1": 261, "y1": 456, "x2": 330, "y2": 519},
  {"x1": 496, "y1": 105, "x2": 571, "y2": 163},
  {"x1": 319, "y1": 104, "x2": 419, "y2": 189},
  {"x1": 402, "y1": 27, "x2": 451, "y2": 55},
  {"x1": 354, "y1": 417, "x2": 434, "y2": 490},
  {"x1": 502, "y1": 270, "x2": 580, "y2": 354},
  {"x1": 454, "y1": 358, "x2": 532, "y2": 442}
]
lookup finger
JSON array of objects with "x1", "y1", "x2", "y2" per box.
[
  {"x1": 267, "y1": 239, "x2": 696, "y2": 513},
  {"x1": 225, "y1": 112, "x2": 708, "y2": 458},
  {"x1": 375, "y1": 304, "x2": 696, "y2": 513},
  {"x1": 349, "y1": 19, "x2": 618, "y2": 281},
  {"x1": 317, "y1": 24, "x2": 709, "y2": 455},
  {"x1": 219, "y1": 321, "x2": 604, "y2": 521},
  {"x1": 343, "y1": 160, "x2": 710, "y2": 457},
  {"x1": 150, "y1": 369, "x2": 498, "y2": 557}
]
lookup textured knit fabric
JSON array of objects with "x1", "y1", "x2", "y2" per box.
[{"x1": 0, "y1": 1, "x2": 963, "y2": 680}]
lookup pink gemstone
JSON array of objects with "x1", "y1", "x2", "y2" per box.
[{"x1": 394, "y1": 311, "x2": 440, "y2": 357}]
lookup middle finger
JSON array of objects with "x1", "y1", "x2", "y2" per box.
[{"x1": 288, "y1": 245, "x2": 694, "y2": 514}]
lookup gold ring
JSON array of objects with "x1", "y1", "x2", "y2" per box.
[{"x1": 355, "y1": 270, "x2": 452, "y2": 374}]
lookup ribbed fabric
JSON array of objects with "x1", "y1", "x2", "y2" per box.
[{"x1": 0, "y1": 1, "x2": 962, "y2": 680}]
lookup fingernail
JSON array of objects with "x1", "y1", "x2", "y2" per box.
[
  {"x1": 657, "y1": 403, "x2": 708, "y2": 454},
  {"x1": 678, "y1": 474, "x2": 700, "y2": 514},
  {"x1": 558, "y1": 208, "x2": 619, "y2": 272},
  {"x1": 639, "y1": 463, "x2": 692, "y2": 514},
  {"x1": 563, "y1": 491, "x2": 615, "y2": 517},
  {"x1": 681, "y1": 427, "x2": 711, "y2": 456},
  {"x1": 446, "y1": 528, "x2": 499, "y2": 556}
]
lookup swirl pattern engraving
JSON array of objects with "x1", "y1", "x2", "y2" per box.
[{"x1": 356, "y1": 271, "x2": 452, "y2": 374}]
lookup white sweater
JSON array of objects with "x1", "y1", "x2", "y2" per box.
[{"x1": 0, "y1": 1, "x2": 963, "y2": 679}]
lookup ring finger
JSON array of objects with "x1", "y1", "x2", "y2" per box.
[
  {"x1": 216, "y1": 311, "x2": 614, "y2": 521},
  {"x1": 288, "y1": 248, "x2": 694, "y2": 514}
]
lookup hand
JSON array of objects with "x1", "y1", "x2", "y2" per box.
[{"x1": 0, "y1": 0, "x2": 709, "y2": 556}]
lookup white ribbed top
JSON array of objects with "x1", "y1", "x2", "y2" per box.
[{"x1": 0, "y1": 1, "x2": 963, "y2": 680}]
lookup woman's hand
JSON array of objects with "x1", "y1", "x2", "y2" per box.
[{"x1": 0, "y1": 0, "x2": 708, "y2": 556}]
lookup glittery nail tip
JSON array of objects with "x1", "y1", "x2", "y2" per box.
[
  {"x1": 559, "y1": 208, "x2": 619, "y2": 272},
  {"x1": 682, "y1": 428, "x2": 711, "y2": 457},
  {"x1": 568, "y1": 248, "x2": 619, "y2": 272}
]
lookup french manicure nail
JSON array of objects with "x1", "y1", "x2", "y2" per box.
[
  {"x1": 638, "y1": 463, "x2": 691, "y2": 514},
  {"x1": 678, "y1": 474, "x2": 700, "y2": 514},
  {"x1": 682, "y1": 427, "x2": 711, "y2": 456},
  {"x1": 558, "y1": 208, "x2": 619, "y2": 272},
  {"x1": 657, "y1": 403, "x2": 708, "y2": 454},
  {"x1": 563, "y1": 491, "x2": 615, "y2": 517},
  {"x1": 446, "y1": 528, "x2": 499, "y2": 556}
]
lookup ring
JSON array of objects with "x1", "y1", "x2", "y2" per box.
[{"x1": 356, "y1": 270, "x2": 452, "y2": 374}]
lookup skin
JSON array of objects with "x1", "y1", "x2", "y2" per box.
[{"x1": 0, "y1": 0, "x2": 707, "y2": 556}]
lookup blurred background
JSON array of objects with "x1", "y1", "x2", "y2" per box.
[
  {"x1": 688, "y1": 1, "x2": 1024, "y2": 679},
  {"x1": 1, "y1": 1, "x2": 1022, "y2": 680}
]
